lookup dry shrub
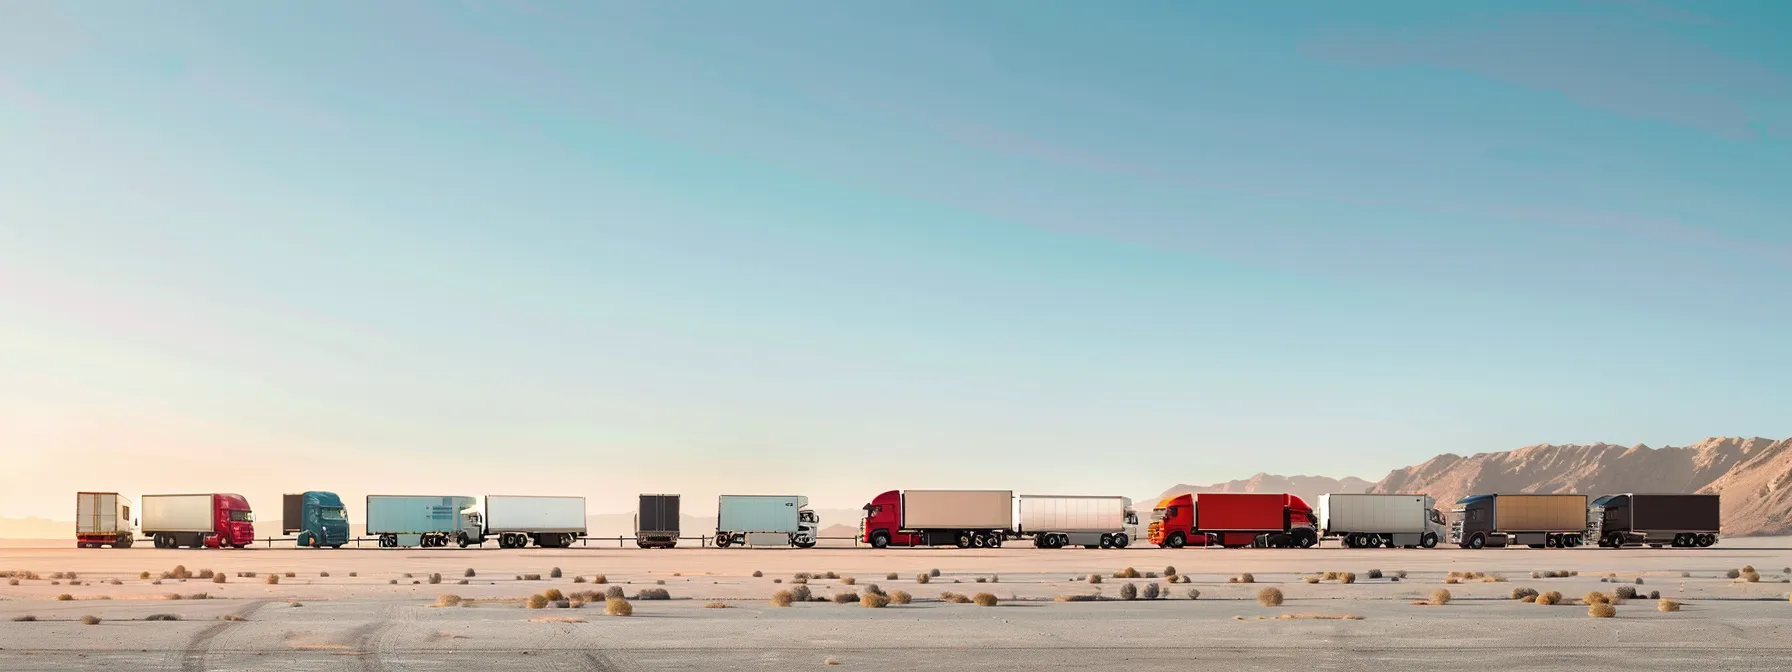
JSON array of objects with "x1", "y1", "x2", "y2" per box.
[
  {"x1": 771, "y1": 590, "x2": 795, "y2": 607},
  {"x1": 704, "y1": 601, "x2": 730, "y2": 609},
  {"x1": 862, "y1": 584, "x2": 885, "y2": 597},
  {"x1": 753, "y1": 571, "x2": 764, "y2": 578},
  {"x1": 349, "y1": 572, "x2": 357, "y2": 577},
  {"x1": 824, "y1": 657, "x2": 840, "y2": 666},
  {"x1": 1119, "y1": 583, "x2": 1138, "y2": 600},
  {"x1": 1512, "y1": 587, "x2": 1539, "y2": 600},
  {"x1": 1444, "y1": 577, "x2": 1461, "y2": 584},
  {"x1": 1164, "y1": 565, "x2": 1177, "y2": 577},
  {"x1": 916, "y1": 574, "x2": 930, "y2": 584},
  {"x1": 1087, "y1": 574, "x2": 1102, "y2": 584},
  {"x1": 1322, "y1": 571, "x2": 1340, "y2": 581},
  {"x1": 789, "y1": 585, "x2": 812, "y2": 602},
  {"x1": 1304, "y1": 576, "x2": 1320, "y2": 584},
  {"x1": 1613, "y1": 586, "x2": 1637, "y2": 600},
  {"x1": 831, "y1": 592, "x2": 859, "y2": 604},
  {"x1": 972, "y1": 593, "x2": 998, "y2": 607},
  {"x1": 1395, "y1": 570, "x2": 1409, "y2": 579},
  {"x1": 1585, "y1": 591, "x2": 1610, "y2": 605},
  {"x1": 1187, "y1": 588, "x2": 1201, "y2": 600},
  {"x1": 1117, "y1": 567, "x2": 1140, "y2": 579},
  {"x1": 593, "y1": 574, "x2": 607, "y2": 584},
  {"x1": 1340, "y1": 572, "x2": 1357, "y2": 585},
  {"x1": 1658, "y1": 599, "x2": 1681, "y2": 612},
  {"x1": 1256, "y1": 587, "x2": 1284, "y2": 607},
  {"x1": 1145, "y1": 572, "x2": 1157, "y2": 579},
  {"x1": 1429, "y1": 589, "x2": 1452, "y2": 606},
  {"x1": 388, "y1": 580, "x2": 398, "y2": 585},
  {"x1": 81, "y1": 615, "x2": 101, "y2": 625},
  {"x1": 266, "y1": 575, "x2": 279, "y2": 585},
  {"x1": 56, "y1": 594, "x2": 72, "y2": 601},
  {"x1": 146, "y1": 613, "x2": 181, "y2": 621},
  {"x1": 1588, "y1": 602, "x2": 1617, "y2": 618},
  {"x1": 841, "y1": 577, "x2": 856, "y2": 585},
  {"x1": 1537, "y1": 591, "x2": 1562, "y2": 605},
  {"x1": 1366, "y1": 569, "x2": 1382, "y2": 579},
  {"x1": 636, "y1": 588, "x2": 670, "y2": 600},
  {"x1": 930, "y1": 569, "x2": 941, "y2": 577},
  {"x1": 550, "y1": 567, "x2": 562, "y2": 578},
  {"x1": 890, "y1": 590, "x2": 912, "y2": 605},
  {"x1": 13, "y1": 615, "x2": 37, "y2": 622},
  {"x1": 188, "y1": 592, "x2": 209, "y2": 600},
  {"x1": 544, "y1": 588, "x2": 565, "y2": 602},
  {"x1": 1726, "y1": 569, "x2": 1741, "y2": 579},
  {"x1": 1144, "y1": 583, "x2": 1161, "y2": 600},
  {"x1": 436, "y1": 594, "x2": 463, "y2": 607},
  {"x1": 171, "y1": 565, "x2": 190, "y2": 579},
  {"x1": 1235, "y1": 573, "x2": 1255, "y2": 584},
  {"x1": 604, "y1": 597, "x2": 633, "y2": 616},
  {"x1": 860, "y1": 593, "x2": 890, "y2": 608},
  {"x1": 220, "y1": 614, "x2": 245, "y2": 621},
  {"x1": 1742, "y1": 572, "x2": 1761, "y2": 583},
  {"x1": 1055, "y1": 593, "x2": 1100, "y2": 602},
  {"x1": 974, "y1": 577, "x2": 986, "y2": 583},
  {"x1": 284, "y1": 572, "x2": 295, "y2": 578},
  {"x1": 139, "y1": 571, "x2": 150, "y2": 580},
  {"x1": 522, "y1": 574, "x2": 542, "y2": 581},
  {"x1": 573, "y1": 576, "x2": 587, "y2": 584},
  {"x1": 1521, "y1": 595, "x2": 1538, "y2": 603},
  {"x1": 940, "y1": 592, "x2": 972, "y2": 604},
  {"x1": 824, "y1": 571, "x2": 839, "y2": 580},
  {"x1": 526, "y1": 594, "x2": 550, "y2": 609}
]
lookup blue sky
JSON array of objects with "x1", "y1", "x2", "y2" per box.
[{"x1": 2, "y1": 1, "x2": 1789, "y2": 520}]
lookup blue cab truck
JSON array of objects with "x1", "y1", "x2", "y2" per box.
[{"x1": 283, "y1": 491, "x2": 350, "y2": 548}]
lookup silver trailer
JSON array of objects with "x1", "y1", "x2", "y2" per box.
[
  {"x1": 1318, "y1": 493, "x2": 1447, "y2": 548},
  {"x1": 715, "y1": 495, "x2": 818, "y2": 548},
  {"x1": 1016, "y1": 495, "x2": 1138, "y2": 549},
  {"x1": 481, "y1": 495, "x2": 586, "y2": 548}
]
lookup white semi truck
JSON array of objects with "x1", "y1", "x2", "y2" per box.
[
  {"x1": 465, "y1": 495, "x2": 587, "y2": 548},
  {"x1": 1015, "y1": 495, "x2": 1138, "y2": 549},
  {"x1": 1318, "y1": 493, "x2": 1447, "y2": 548},
  {"x1": 713, "y1": 495, "x2": 818, "y2": 548}
]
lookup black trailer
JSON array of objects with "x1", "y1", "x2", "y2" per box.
[
  {"x1": 635, "y1": 494, "x2": 681, "y2": 549},
  {"x1": 1588, "y1": 493, "x2": 1719, "y2": 548}
]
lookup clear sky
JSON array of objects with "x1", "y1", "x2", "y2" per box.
[{"x1": 2, "y1": 1, "x2": 1789, "y2": 521}]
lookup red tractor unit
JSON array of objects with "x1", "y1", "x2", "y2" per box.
[{"x1": 1147, "y1": 492, "x2": 1317, "y2": 548}]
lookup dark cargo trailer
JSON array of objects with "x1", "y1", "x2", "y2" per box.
[
  {"x1": 635, "y1": 494, "x2": 681, "y2": 549},
  {"x1": 1589, "y1": 493, "x2": 1719, "y2": 548}
]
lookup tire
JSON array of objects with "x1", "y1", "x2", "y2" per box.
[
  {"x1": 715, "y1": 533, "x2": 731, "y2": 548},
  {"x1": 1166, "y1": 532, "x2": 1186, "y2": 549},
  {"x1": 1697, "y1": 534, "x2": 1715, "y2": 547},
  {"x1": 457, "y1": 533, "x2": 470, "y2": 548},
  {"x1": 971, "y1": 534, "x2": 987, "y2": 548},
  {"x1": 1099, "y1": 534, "x2": 1113, "y2": 549},
  {"x1": 1468, "y1": 534, "x2": 1485, "y2": 549},
  {"x1": 1298, "y1": 531, "x2": 1317, "y2": 548},
  {"x1": 956, "y1": 533, "x2": 973, "y2": 549},
  {"x1": 1420, "y1": 533, "x2": 1437, "y2": 549},
  {"x1": 1113, "y1": 533, "x2": 1129, "y2": 549},
  {"x1": 870, "y1": 532, "x2": 890, "y2": 549}
]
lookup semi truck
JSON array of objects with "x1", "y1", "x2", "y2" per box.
[
  {"x1": 75, "y1": 492, "x2": 135, "y2": 548},
  {"x1": 1450, "y1": 493, "x2": 1587, "y2": 548},
  {"x1": 283, "y1": 491, "x2": 349, "y2": 548},
  {"x1": 1318, "y1": 493, "x2": 1447, "y2": 548},
  {"x1": 1147, "y1": 493, "x2": 1318, "y2": 548},
  {"x1": 1588, "y1": 493, "x2": 1719, "y2": 548},
  {"x1": 714, "y1": 495, "x2": 818, "y2": 548},
  {"x1": 480, "y1": 495, "x2": 587, "y2": 548},
  {"x1": 1015, "y1": 495, "x2": 1138, "y2": 549},
  {"x1": 142, "y1": 493, "x2": 255, "y2": 549},
  {"x1": 635, "y1": 494, "x2": 681, "y2": 549},
  {"x1": 366, "y1": 495, "x2": 479, "y2": 548},
  {"x1": 860, "y1": 489, "x2": 1013, "y2": 548}
]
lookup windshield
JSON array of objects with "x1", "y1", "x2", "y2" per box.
[
  {"x1": 863, "y1": 505, "x2": 881, "y2": 518},
  {"x1": 320, "y1": 507, "x2": 347, "y2": 521},
  {"x1": 1151, "y1": 508, "x2": 1166, "y2": 521},
  {"x1": 229, "y1": 510, "x2": 255, "y2": 522},
  {"x1": 1125, "y1": 512, "x2": 1139, "y2": 525}
]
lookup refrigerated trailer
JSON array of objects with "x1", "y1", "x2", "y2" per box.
[
  {"x1": 861, "y1": 489, "x2": 1014, "y2": 548},
  {"x1": 283, "y1": 491, "x2": 349, "y2": 548},
  {"x1": 366, "y1": 495, "x2": 479, "y2": 548},
  {"x1": 636, "y1": 494, "x2": 681, "y2": 549},
  {"x1": 1015, "y1": 495, "x2": 1138, "y2": 549},
  {"x1": 1318, "y1": 493, "x2": 1447, "y2": 548},
  {"x1": 1148, "y1": 493, "x2": 1318, "y2": 548},
  {"x1": 714, "y1": 495, "x2": 817, "y2": 548},
  {"x1": 75, "y1": 492, "x2": 135, "y2": 548},
  {"x1": 1589, "y1": 493, "x2": 1719, "y2": 548},
  {"x1": 142, "y1": 493, "x2": 255, "y2": 549},
  {"x1": 1450, "y1": 493, "x2": 1587, "y2": 548},
  {"x1": 481, "y1": 495, "x2": 587, "y2": 548}
]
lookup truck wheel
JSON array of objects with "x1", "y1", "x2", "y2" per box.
[
  {"x1": 1166, "y1": 532, "x2": 1186, "y2": 549},
  {"x1": 988, "y1": 534, "x2": 1003, "y2": 548},
  {"x1": 715, "y1": 533, "x2": 731, "y2": 548},
  {"x1": 1468, "y1": 534, "x2": 1485, "y2": 549},
  {"x1": 971, "y1": 534, "x2": 987, "y2": 548},
  {"x1": 1099, "y1": 534, "x2": 1113, "y2": 549},
  {"x1": 956, "y1": 533, "x2": 974, "y2": 549},
  {"x1": 1698, "y1": 534, "x2": 1715, "y2": 547},
  {"x1": 870, "y1": 532, "x2": 890, "y2": 549},
  {"x1": 1113, "y1": 533, "x2": 1129, "y2": 548},
  {"x1": 1420, "y1": 533, "x2": 1437, "y2": 548}
]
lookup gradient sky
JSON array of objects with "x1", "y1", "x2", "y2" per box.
[{"x1": 3, "y1": 1, "x2": 1790, "y2": 522}]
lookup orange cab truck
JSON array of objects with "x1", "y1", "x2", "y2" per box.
[{"x1": 1147, "y1": 493, "x2": 1318, "y2": 548}]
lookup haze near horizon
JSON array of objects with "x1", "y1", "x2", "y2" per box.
[{"x1": 3, "y1": 1, "x2": 1790, "y2": 521}]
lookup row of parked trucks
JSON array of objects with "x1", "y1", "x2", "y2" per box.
[{"x1": 72, "y1": 489, "x2": 1722, "y2": 550}]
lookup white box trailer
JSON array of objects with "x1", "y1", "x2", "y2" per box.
[
  {"x1": 482, "y1": 495, "x2": 586, "y2": 548},
  {"x1": 142, "y1": 494, "x2": 215, "y2": 533},
  {"x1": 1016, "y1": 495, "x2": 1139, "y2": 549},
  {"x1": 715, "y1": 495, "x2": 818, "y2": 548},
  {"x1": 1319, "y1": 493, "x2": 1447, "y2": 548},
  {"x1": 902, "y1": 490, "x2": 1013, "y2": 530},
  {"x1": 76, "y1": 492, "x2": 135, "y2": 548}
]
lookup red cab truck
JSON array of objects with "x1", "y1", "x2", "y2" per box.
[
  {"x1": 861, "y1": 489, "x2": 1013, "y2": 548},
  {"x1": 142, "y1": 493, "x2": 256, "y2": 549},
  {"x1": 1148, "y1": 493, "x2": 1318, "y2": 548}
]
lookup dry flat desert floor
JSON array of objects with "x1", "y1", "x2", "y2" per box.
[{"x1": 3, "y1": 539, "x2": 1792, "y2": 671}]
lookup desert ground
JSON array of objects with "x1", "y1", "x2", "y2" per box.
[{"x1": 3, "y1": 539, "x2": 1791, "y2": 671}]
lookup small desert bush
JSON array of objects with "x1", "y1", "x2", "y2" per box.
[
  {"x1": 1144, "y1": 583, "x2": 1161, "y2": 600},
  {"x1": 974, "y1": 577, "x2": 986, "y2": 583},
  {"x1": 1187, "y1": 588, "x2": 1201, "y2": 600},
  {"x1": 1367, "y1": 569, "x2": 1382, "y2": 579},
  {"x1": 550, "y1": 567, "x2": 562, "y2": 578},
  {"x1": 1257, "y1": 587, "x2": 1284, "y2": 607},
  {"x1": 1232, "y1": 573, "x2": 1255, "y2": 584},
  {"x1": 1537, "y1": 591, "x2": 1563, "y2": 605},
  {"x1": 841, "y1": 577, "x2": 856, "y2": 585},
  {"x1": 636, "y1": 588, "x2": 671, "y2": 600},
  {"x1": 915, "y1": 573, "x2": 930, "y2": 584},
  {"x1": 139, "y1": 571, "x2": 151, "y2": 579},
  {"x1": 1164, "y1": 565, "x2": 1177, "y2": 576},
  {"x1": 146, "y1": 613, "x2": 181, "y2": 621},
  {"x1": 284, "y1": 572, "x2": 295, "y2": 578},
  {"x1": 860, "y1": 593, "x2": 890, "y2": 608},
  {"x1": 789, "y1": 585, "x2": 812, "y2": 602},
  {"x1": 436, "y1": 594, "x2": 463, "y2": 607},
  {"x1": 266, "y1": 575, "x2": 279, "y2": 585},
  {"x1": 1119, "y1": 583, "x2": 1138, "y2": 600},
  {"x1": 1340, "y1": 572, "x2": 1356, "y2": 585},
  {"x1": 1588, "y1": 602, "x2": 1617, "y2": 618},
  {"x1": 752, "y1": 571, "x2": 764, "y2": 578},
  {"x1": 771, "y1": 590, "x2": 795, "y2": 607},
  {"x1": 593, "y1": 574, "x2": 607, "y2": 584},
  {"x1": 573, "y1": 576, "x2": 587, "y2": 584},
  {"x1": 464, "y1": 568, "x2": 476, "y2": 578},
  {"x1": 1322, "y1": 571, "x2": 1339, "y2": 581},
  {"x1": 1304, "y1": 576, "x2": 1320, "y2": 584},
  {"x1": 522, "y1": 574, "x2": 542, "y2": 581},
  {"x1": 526, "y1": 594, "x2": 550, "y2": 609},
  {"x1": 890, "y1": 590, "x2": 912, "y2": 604},
  {"x1": 1087, "y1": 574, "x2": 1102, "y2": 584},
  {"x1": 1512, "y1": 587, "x2": 1539, "y2": 600},
  {"x1": 349, "y1": 572, "x2": 357, "y2": 577},
  {"x1": 81, "y1": 615, "x2": 101, "y2": 625},
  {"x1": 429, "y1": 573, "x2": 442, "y2": 585},
  {"x1": 388, "y1": 580, "x2": 397, "y2": 585},
  {"x1": 972, "y1": 593, "x2": 997, "y2": 607},
  {"x1": 1658, "y1": 598, "x2": 1681, "y2": 612},
  {"x1": 1742, "y1": 572, "x2": 1761, "y2": 583},
  {"x1": 544, "y1": 588, "x2": 565, "y2": 601},
  {"x1": 1145, "y1": 572, "x2": 1157, "y2": 579},
  {"x1": 605, "y1": 597, "x2": 633, "y2": 616},
  {"x1": 170, "y1": 565, "x2": 190, "y2": 579},
  {"x1": 862, "y1": 584, "x2": 885, "y2": 597},
  {"x1": 1444, "y1": 577, "x2": 1461, "y2": 584},
  {"x1": 1613, "y1": 586, "x2": 1637, "y2": 600},
  {"x1": 940, "y1": 592, "x2": 972, "y2": 604},
  {"x1": 831, "y1": 592, "x2": 859, "y2": 604},
  {"x1": 1726, "y1": 569, "x2": 1742, "y2": 579},
  {"x1": 1055, "y1": 593, "x2": 1100, "y2": 602},
  {"x1": 930, "y1": 569, "x2": 941, "y2": 577},
  {"x1": 13, "y1": 615, "x2": 37, "y2": 622},
  {"x1": 703, "y1": 601, "x2": 729, "y2": 609},
  {"x1": 1585, "y1": 591, "x2": 1611, "y2": 605},
  {"x1": 824, "y1": 571, "x2": 839, "y2": 579},
  {"x1": 1429, "y1": 589, "x2": 1452, "y2": 605},
  {"x1": 1117, "y1": 567, "x2": 1140, "y2": 579},
  {"x1": 56, "y1": 594, "x2": 72, "y2": 601},
  {"x1": 1634, "y1": 577, "x2": 1644, "y2": 584}
]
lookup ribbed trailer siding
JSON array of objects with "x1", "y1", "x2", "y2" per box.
[
  {"x1": 365, "y1": 495, "x2": 476, "y2": 535},
  {"x1": 1017, "y1": 495, "x2": 1125, "y2": 533}
]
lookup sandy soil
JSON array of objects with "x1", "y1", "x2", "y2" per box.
[{"x1": 3, "y1": 538, "x2": 1790, "y2": 670}]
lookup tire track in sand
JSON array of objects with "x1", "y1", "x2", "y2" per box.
[{"x1": 179, "y1": 600, "x2": 268, "y2": 672}]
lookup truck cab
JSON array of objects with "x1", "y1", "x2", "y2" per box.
[
  {"x1": 794, "y1": 509, "x2": 820, "y2": 548},
  {"x1": 860, "y1": 490, "x2": 917, "y2": 547},
  {"x1": 284, "y1": 491, "x2": 350, "y2": 549},
  {"x1": 216, "y1": 494, "x2": 256, "y2": 548},
  {"x1": 456, "y1": 506, "x2": 487, "y2": 547},
  {"x1": 1147, "y1": 494, "x2": 1199, "y2": 548}
]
